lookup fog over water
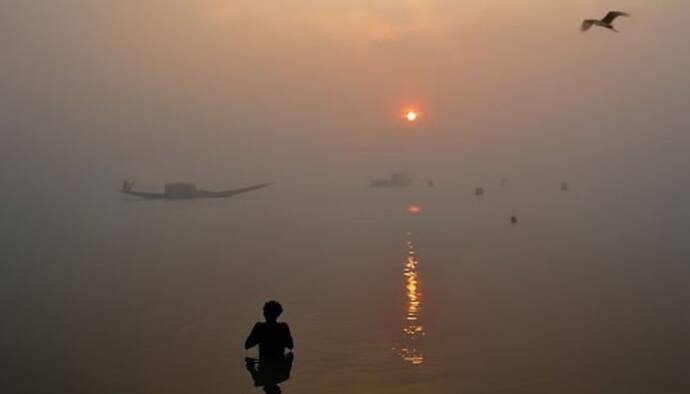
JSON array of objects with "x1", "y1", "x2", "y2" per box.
[{"x1": 2, "y1": 1, "x2": 690, "y2": 393}]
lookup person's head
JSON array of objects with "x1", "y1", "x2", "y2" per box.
[{"x1": 263, "y1": 300, "x2": 283, "y2": 322}]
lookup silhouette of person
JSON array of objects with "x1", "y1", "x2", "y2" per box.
[
  {"x1": 245, "y1": 353, "x2": 293, "y2": 394},
  {"x1": 244, "y1": 301, "x2": 294, "y2": 393},
  {"x1": 245, "y1": 300, "x2": 294, "y2": 358}
]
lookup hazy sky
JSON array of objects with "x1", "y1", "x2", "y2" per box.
[
  {"x1": 2, "y1": 1, "x2": 689, "y2": 188},
  {"x1": 4, "y1": 5, "x2": 690, "y2": 393}
]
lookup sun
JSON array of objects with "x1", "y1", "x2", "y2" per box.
[{"x1": 406, "y1": 111, "x2": 418, "y2": 122}]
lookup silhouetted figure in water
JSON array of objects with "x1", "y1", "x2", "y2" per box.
[
  {"x1": 245, "y1": 300, "x2": 294, "y2": 358},
  {"x1": 245, "y1": 353, "x2": 293, "y2": 394},
  {"x1": 475, "y1": 187, "x2": 485, "y2": 196},
  {"x1": 510, "y1": 216, "x2": 518, "y2": 225},
  {"x1": 245, "y1": 301, "x2": 294, "y2": 393},
  {"x1": 561, "y1": 182, "x2": 569, "y2": 191}
]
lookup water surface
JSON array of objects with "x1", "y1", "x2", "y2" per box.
[{"x1": 3, "y1": 183, "x2": 689, "y2": 393}]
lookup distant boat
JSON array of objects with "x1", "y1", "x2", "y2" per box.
[
  {"x1": 120, "y1": 180, "x2": 271, "y2": 199},
  {"x1": 475, "y1": 187, "x2": 485, "y2": 196},
  {"x1": 370, "y1": 173, "x2": 412, "y2": 188},
  {"x1": 510, "y1": 216, "x2": 518, "y2": 224}
]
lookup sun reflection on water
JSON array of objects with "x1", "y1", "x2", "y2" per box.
[{"x1": 395, "y1": 234, "x2": 426, "y2": 365}]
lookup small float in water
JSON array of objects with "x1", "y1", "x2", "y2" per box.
[{"x1": 120, "y1": 180, "x2": 271, "y2": 200}]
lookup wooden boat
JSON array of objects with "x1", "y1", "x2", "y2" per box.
[{"x1": 120, "y1": 180, "x2": 271, "y2": 199}]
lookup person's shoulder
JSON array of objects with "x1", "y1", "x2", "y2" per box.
[{"x1": 278, "y1": 322, "x2": 291, "y2": 329}]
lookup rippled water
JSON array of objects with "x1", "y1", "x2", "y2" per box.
[{"x1": 3, "y1": 182, "x2": 690, "y2": 393}]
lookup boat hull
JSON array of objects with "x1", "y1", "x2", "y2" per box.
[{"x1": 120, "y1": 183, "x2": 271, "y2": 199}]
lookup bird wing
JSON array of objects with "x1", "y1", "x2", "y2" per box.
[
  {"x1": 602, "y1": 11, "x2": 630, "y2": 24},
  {"x1": 581, "y1": 19, "x2": 596, "y2": 31}
]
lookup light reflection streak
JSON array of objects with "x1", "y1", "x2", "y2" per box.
[{"x1": 395, "y1": 234, "x2": 426, "y2": 365}]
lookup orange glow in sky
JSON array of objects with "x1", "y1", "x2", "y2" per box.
[{"x1": 406, "y1": 111, "x2": 418, "y2": 122}]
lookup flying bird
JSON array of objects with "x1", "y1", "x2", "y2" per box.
[{"x1": 581, "y1": 11, "x2": 630, "y2": 32}]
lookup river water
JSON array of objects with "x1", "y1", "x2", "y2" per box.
[{"x1": 2, "y1": 182, "x2": 689, "y2": 393}]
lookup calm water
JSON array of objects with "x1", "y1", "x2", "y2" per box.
[{"x1": 2, "y1": 181, "x2": 689, "y2": 393}]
